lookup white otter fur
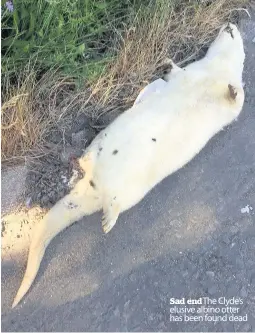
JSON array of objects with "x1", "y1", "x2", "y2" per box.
[{"x1": 12, "y1": 23, "x2": 245, "y2": 308}]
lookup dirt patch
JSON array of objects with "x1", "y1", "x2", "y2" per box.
[
  {"x1": 25, "y1": 154, "x2": 72, "y2": 208},
  {"x1": 1, "y1": 165, "x2": 27, "y2": 215},
  {"x1": 24, "y1": 112, "x2": 100, "y2": 209}
]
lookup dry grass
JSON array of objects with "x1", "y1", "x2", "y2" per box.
[
  {"x1": 1, "y1": 0, "x2": 249, "y2": 163},
  {"x1": 1, "y1": 67, "x2": 78, "y2": 164},
  {"x1": 1, "y1": 70, "x2": 48, "y2": 163},
  {"x1": 87, "y1": 0, "x2": 249, "y2": 118}
]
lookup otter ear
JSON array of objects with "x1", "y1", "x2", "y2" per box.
[{"x1": 228, "y1": 84, "x2": 237, "y2": 100}]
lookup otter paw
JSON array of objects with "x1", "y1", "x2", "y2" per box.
[
  {"x1": 102, "y1": 202, "x2": 120, "y2": 234},
  {"x1": 102, "y1": 217, "x2": 116, "y2": 234}
]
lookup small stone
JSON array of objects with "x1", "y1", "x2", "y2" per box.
[
  {"x1": 241, "y1": 205, "x2": 251, "y2": 214},
  {"x1": 61, "y1": 175, "x2": 68, "y2": 184}
]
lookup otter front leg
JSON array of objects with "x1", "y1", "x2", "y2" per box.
[
  {"x1": 163, "y1": 58, "x2": 183, "y2": 82},
  {"x1": 102, "y1": 199, "x2": 120, "y2": 234}
]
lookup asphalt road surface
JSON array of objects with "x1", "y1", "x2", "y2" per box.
[{"x1": 2, "y1": 15, "x2": 255, "y2": 332}]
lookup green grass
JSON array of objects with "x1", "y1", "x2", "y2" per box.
[{"x1": 1, "y1": 0, "x2": 147, "y2": 81}]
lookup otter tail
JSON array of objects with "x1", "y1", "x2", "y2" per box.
[{"x1": 12, "y1": 174, "x2": 102, "y2": 308}]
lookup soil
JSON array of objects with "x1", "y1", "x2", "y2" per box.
[{"x1": 25, "y1": 112, "x2": 100, "y2": 209}]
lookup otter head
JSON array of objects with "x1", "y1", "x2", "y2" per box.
[{"x1": 206, "y1": 23, "x2": 245, "y2": 82}]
